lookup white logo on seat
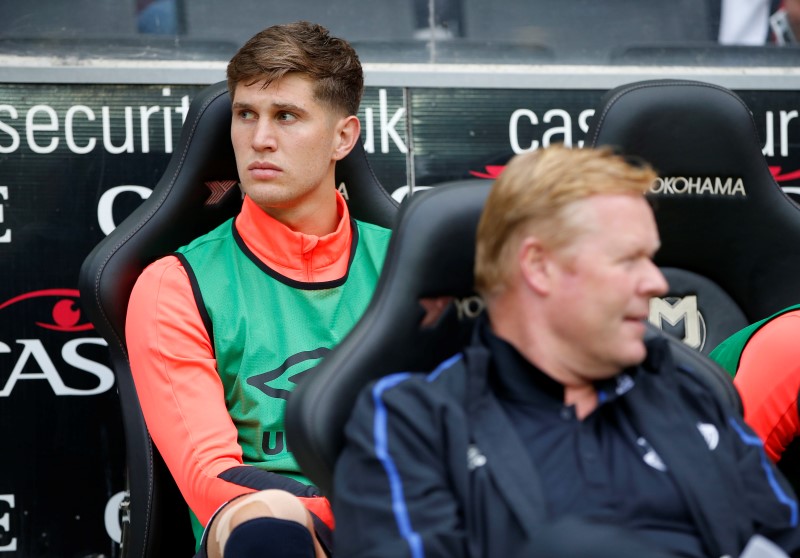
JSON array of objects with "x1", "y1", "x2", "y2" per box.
[
  {"x1": 454, "y1": 296, "x2": 485, "y2": 321},
  {"x1": 337, "y1": 181, "x2": 349, "y2": 200},
  {"x1": 650, "y1": 176, "x2": 746, "y2": 197},
  {"x1": 648, "y1": 296, "x2": 706, "y2": 351}
]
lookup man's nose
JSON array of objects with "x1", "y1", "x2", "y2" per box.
[
  {"x1": 643, "y1": 259, "x2": 669, "y2": 297},
  {"x1": 252, "y1": 121, "x2": 277, "y2": 151}
]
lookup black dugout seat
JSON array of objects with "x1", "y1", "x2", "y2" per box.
[
  {"x1": 78, "y1": 80, "x2": 398, "y2": 558},
  {"x1": 587, "y1": 79, "x2": 800, "y2": 356},
  {"x1": 286, "y1": 179, "x2": 741, "y2": 498},
  {"x1": 586, "y1": 78, "x2": 800, "y2": 489}
]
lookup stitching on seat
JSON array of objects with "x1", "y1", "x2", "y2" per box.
[{"x1": 141, "y1": 435, "x2": 155, "y2": 558}]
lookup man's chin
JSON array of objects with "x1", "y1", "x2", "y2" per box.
[
  {"x1": 625, "y1": 317, "x2": 648, "y2": 335},
  {"x1": 618, "y1": 341, "x2": 648, "y2": 369},
  {"x1": 246, "y1": 191, "x2": 296, "y2": 211}
]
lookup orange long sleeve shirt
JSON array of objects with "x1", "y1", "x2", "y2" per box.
[
  {"x1": 126, "y1": 193, "x2": 352, "y2": 527},
  {"x1": 735, "y1": 310, "x2": 800, "y2": 463}
]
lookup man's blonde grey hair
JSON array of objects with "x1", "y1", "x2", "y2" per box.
[{"x1": 474, "y1": 145, "x2": 657, "y2": 298}]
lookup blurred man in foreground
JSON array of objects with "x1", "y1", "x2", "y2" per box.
[{"x1": 333, "y1": 145, "x2": 800, "y2": 557}]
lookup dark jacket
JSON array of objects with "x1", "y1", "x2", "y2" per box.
[{"x1": 333, "y1": 325, "x2": 800, "y2": 558}]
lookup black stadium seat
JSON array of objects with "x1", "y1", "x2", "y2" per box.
[{"x1": 78, "y1": 80, "x2": 398, "y2": 558}]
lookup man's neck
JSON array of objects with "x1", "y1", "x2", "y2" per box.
[
  {"x1": 564, "y1": 384, "x2": 599, "y2": 420},
  {"x1": 273, "y1": 207, "x2": 339, "y2": 237},
  {"x1": 487, "y1": 297, "x2": 602, "y2": 420},
  {"x1": 264, "y1": 190, "x2": 340, "y2": 237}
]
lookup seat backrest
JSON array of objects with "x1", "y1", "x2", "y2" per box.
[
  {"x1": 78, "y1": 80, "x2": 398, "y2": 558},
  {"x1": 285, "y1": 178, "x2": 740, "y2": 498},
  {"x1": 587, "y1": 79, "x2": 800, "y2": 354}
]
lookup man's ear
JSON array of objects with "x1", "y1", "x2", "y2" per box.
[
  {"x1": 332, "y1": 115, "x2": 361, "y2": 161},
  {"x1": 519, "y1": 236, "x2": 552, "y2": 295}
]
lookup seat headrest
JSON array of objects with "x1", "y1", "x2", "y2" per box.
[
  {"x1": 385, "y1": 179, "x2": 491, "y2": 297},
  {"x1": 588, "y1": 79, "x2": 800, "y2": 324}
]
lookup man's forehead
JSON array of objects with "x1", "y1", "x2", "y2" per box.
[
  {"x1": 580, "y1": 193, "x2": 653, "y2": 221},
  {"x1": 570, "y1": 194, "x2": 659, "y2": 244},
  {"x1": 233, "y1": 74, "x2": 315, "y2": 102}
]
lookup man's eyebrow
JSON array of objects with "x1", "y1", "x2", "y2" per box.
[
  {"x1": 271, "y1": 101, "x2": 307, "y2": 114},
  {"x1": 231, "y1": 100, "x2": 308, "y2": 115}
]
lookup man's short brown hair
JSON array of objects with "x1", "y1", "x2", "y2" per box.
[
  {"x1": 227, "y1": 21, "x2": 364, "y2": 116},
  {"x1": 474, "y1": 145, "x2": 657, "y2": 297}
]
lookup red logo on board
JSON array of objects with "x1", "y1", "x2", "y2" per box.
[{"x1": 0, "y1": 289, "x2": 94, "y2": 332}]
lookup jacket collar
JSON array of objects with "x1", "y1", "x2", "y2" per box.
[
  {"x1": 461, "y1": 317, "x2": 549, "y2": 536},
  {"x1": 480, "y1": 319, "x2": 655, "y2": 409}
]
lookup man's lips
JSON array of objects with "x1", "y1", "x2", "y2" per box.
[
  {"x1": 625, "y1": 315, "x2": 648, "y2": 326},
  {"x1": 248, "y1": 162, "x2": 282, "y2": 179}
]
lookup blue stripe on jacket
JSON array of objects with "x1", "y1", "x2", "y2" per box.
[
  {"x1": 370, "y1": 354, "x2": 464, "y2": 558},
  {"x1": 729, "y1": 417, "x2": 798, "y2": 527},
  {"x1": 372, "y1": 373, "x2": 425, "y2": 558}
]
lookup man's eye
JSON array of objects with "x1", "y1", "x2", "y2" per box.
[
  {"x1": 238, "y1": 110, "x2": 255, "y2": 120},
  {"x1": 278, "y1": 112, "x2": 297, "y2": 122}
]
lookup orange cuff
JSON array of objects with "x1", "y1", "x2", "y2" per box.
[{"x1": 299, "y1": 496, "x2": 335, "y2": 530}]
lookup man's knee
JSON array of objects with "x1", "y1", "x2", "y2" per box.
[
  {"x1": 229, "y1": 490, "x2": 308, "y2": 525},
  {"x1": 210, "y1": 490, "x2": 313, "y2": 557},
  {"x1": 224, "y1": 517, "x2": 315, "y2": 558}
]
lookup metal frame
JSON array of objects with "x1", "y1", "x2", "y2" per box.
[{"x1": 2, "y1": 57, "x2": 800, "y2": 90}]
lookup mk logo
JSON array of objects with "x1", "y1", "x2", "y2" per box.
[{"x1": 648, "y1": 295, "x2": 706, "y2": 351}]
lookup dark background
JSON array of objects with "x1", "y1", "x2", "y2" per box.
[{"x1": 0, "y1": 81, "x2": 797, "y2": 556}]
